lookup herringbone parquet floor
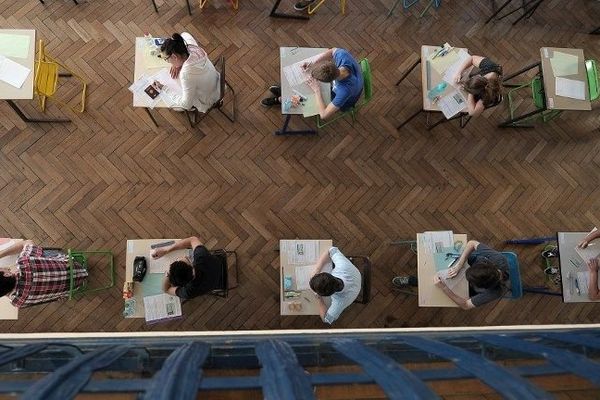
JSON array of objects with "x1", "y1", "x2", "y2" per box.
[{"x1": 0, "y1": 0, "x2": 599, "y2": 332}]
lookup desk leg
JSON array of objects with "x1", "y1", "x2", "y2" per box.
[
  {"x1": 396, "y1": 59, "x2": 421, "y2": 86},
  {"x1": 270, "y1": 0, "x2": 310, "y2": 20},
  {"x1": 397, "y1": 108, "x2": 423, "y2": 130},
  {"x1": 6, "y1": 100, "x2": 71, "y2": 123},
  {"x1": 144, "y1": 107, "x2": 159, "y2": 127},
  {"x1": 151, "y1": 0, "x2": 159, "y2": 12},
  {"x1": 523, "y1": 286, "x2": 562, "y2": 296},
  {"x1": 275, "y1": 114, "x2": 317, "y2": 136},
  {"x1": 185, "y1": 0, "x2": 192, "y2": 15},
  {"x1": 485, "y1": 0, "x2": 513, "y2": 24},
  {"x1": 498, "y1": 108, "x2": 544, "y2": 128}
]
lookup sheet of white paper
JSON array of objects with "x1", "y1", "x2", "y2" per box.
[
  {"x1": 295, "y1": 265, "x2": 314, "y2": 291},
  {"x1": 438, "y1": 266, "x2": 467, "y2": 292},
  {"x1": 577, "y1": 271, "x2": 590, "y2": 295},
  {"x1": 555, "y1": 77, "x2": 586, "y2": 100},
  {"x1": 0, "y1": 33, "x2": 31, "y2": 59},
  {"x1": 148, "y1": 248, "x2": 189, "y2": 274},
  {"x1": 129, "y1": 74, "x2": 160, "y2": 108},
  {"x1": 0, "y1": 55, "x2": 31, "y2": 88},
  {"x1": 283, "y1": 55, "x2": 319, "y2": 87},
  {"x1": 282, "y1": 240, "x2": 320, "y2": 265},
  {"x1": 550, "y1": 51, "x2": 579, "y2": 77},
  {"x1": 437, "y1": 89, "x2": 467, "y2": 118},
  {"x1": 143, "y1": 293, "x2": 182, "y2": 322},
  {"x1": 151, "y1": 68, "x2": 182, "y2": 107},
  {"x1": 422, "y1": 231, "x2": 454, "y2": 253},
  {"x1": 442, "y1": 49, "x2": 470, "y2": 84}
]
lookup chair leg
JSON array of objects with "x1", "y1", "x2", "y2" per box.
[
  {"x1": 217, "y1": 81, "x2": 236, "y2": 122},
  {"x1": 185, "y1": 0, "x2": 193, "y2": 15},
  {"x1": 72, "y1": 0, "x2": 78, "y2": 4},
  {"x1": 151, "y1": 0, "x2": 159, "y2": 12}
]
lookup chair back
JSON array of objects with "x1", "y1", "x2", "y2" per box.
[
  {"x1": 209, "y1": 249, "x2": 238, "y2": 298},
  {"x1": 501, "y1": 251, "x2": 523, "y2": 299},
  {"x1": 348, "y1": 255, "x2": 372, "y2": 304},
  {"x1": 585, "y1": 59, "x2": 599, "y2": 102},
  {"x1": 34, "y1": 40, "x2": 58, "y2": 97},
  {"x1": 531, "y1": 76, "x2": 545, "y2": 109},
  {"x1": 359, "y1": 58, "x2": 372, "y2": 106}
]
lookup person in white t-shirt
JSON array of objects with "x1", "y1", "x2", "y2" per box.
[
  {"x1": 309, "y1": 247, "x2": 361, "y2": 324},
  {"x1": 153, "y1": 32, "x2": 220, "y2": 113}
]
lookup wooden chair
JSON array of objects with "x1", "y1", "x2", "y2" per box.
[
  {"x1": 209, "y1": 249, "x2": 239, "y2": 298},
  {"x1": 348, "y1": 255, "x2": 372, "y2": 304},
  {"x1": 199, "y1": 0, "x2": 239, "y2": 10},
  {"x1": 187, "y1": 55, "x2": 236, "y2": 127},
  {"x1": 34, "y1": 39, "x2": 87, "y2": 113}
]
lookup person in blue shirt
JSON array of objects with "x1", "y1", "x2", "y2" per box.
[
  {"x1": 309, "y1": 247, "x2": 361, "y2": 324},
  {"x1": 305, "y1": 48, "x2": 363, "y2": 120},
  {"x1": 261, "y1": 48, "x2": 363, "y2": 121}
]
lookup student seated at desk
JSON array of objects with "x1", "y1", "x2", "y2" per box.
[
  {"x1": 394, "y1": 241, "x2": 510, "y2": 309},
  {"x1": 452, "y1": 55, "x2": 503, "y2": 118},
  {"x1": 577, "y1": 227, "x2": 600, "y2": 300},
  {"x1": 309, "y1": 247, "x2": 361, "y2": 324},
  {"x1": 261, "y1": 48, "x2": 363, "y2": 121},
  {"x1": 152, "y1": 236, "x2": 222, "y2": 300},
  {"x1": 0, "y1": 240, "x2": 87, "y2": 308},
  {"x1": 153, "y1": 33, "x2": 220, "y2": 113}
]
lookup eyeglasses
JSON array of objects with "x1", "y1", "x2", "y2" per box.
[{"x1": 158, "y1": 53, "x2": 173, "y2": 61}]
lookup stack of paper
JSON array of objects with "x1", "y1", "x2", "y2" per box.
[
  {"x1": 143, "y1": 293, "x2": 182, "y2": 323},
  {"x1": 0, "y1": 33, "x2": 31, "y2": 59},
  {"x1": 555, "y1": 77, "x2": 586, "y2": 100}
]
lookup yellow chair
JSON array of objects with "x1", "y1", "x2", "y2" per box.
[
  {"x1": 198, "y1": 0, "x2": 238, "y2": 10},
  {"x1": 308, "y1": 0, "x2": 345, "y2": 15},
  {"x1": 34, "y1": 39, "x2": 87, "y2": 113}
]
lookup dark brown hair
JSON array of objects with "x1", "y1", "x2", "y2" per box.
[
  {"x1": 309, "y1": 273, "x2": 343, "y2": 296},
  {"x1": 466, "y1": 258, "x2": 503, "y2": 289},
  {"x1": 311, "y1": 61, "x2": 339, "y2": 83},
  {"x1": 160, "y1": 33, "x2": 189, "y2": 58},
  {"x1": 0, "y1": 273, "x2": 16, "y2": 297},
  {"x1": 463, "y1": 75, "x2": 502, "y2": 108}
]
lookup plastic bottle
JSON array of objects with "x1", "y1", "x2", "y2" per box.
[
  {"x1": 427, "y1": 81, "x2": 447, "y2": 101},
  {"x1": 144, "y1": 33, "x2": 153, "y2": 47}
]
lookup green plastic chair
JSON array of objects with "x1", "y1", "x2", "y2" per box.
[
  {"x1": 68, "y1": 249, "x2": 115, "y2": 299},
  {"x1": 586, "y1": 59, "x2": 599, "y2": 102},
  {"x1": 317, "y1": 58, "x2": 372, "y2": 129},
  {"x1": 506, "y1": 75, "x2": 562, "y2": 127}
]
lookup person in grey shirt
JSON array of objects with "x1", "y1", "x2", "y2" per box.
[
  {"x1": 434, "y1": 240, "x2": 510, "y2": 309},
  {"x1": 309, "y1": 247, "x2": 361, "y2": 324}
]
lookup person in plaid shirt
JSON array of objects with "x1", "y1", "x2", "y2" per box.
[{"x1": 0, "y1": 240, "x2": 88, "y2": 308}]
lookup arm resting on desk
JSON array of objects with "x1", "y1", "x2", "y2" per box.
[
  {"x1": 312, "y1": 249, "x2": 332, "y2": 276},
  {"x1": 579, "y1": 228, "x2": 600, "y2": 249},
  {"x1": 317, "y1": 295, "x2": 329, "y2": 321},
  {"x1": 162, "y1": 272, "x2": 178, "y2": 296},
  {"x1": 435, "y1": 277, "x2": 475, "y2": 310},
  {"x1": 447, "y1": 240, "x2": 479, "y2": 278},
  {"x1": 153, "y1": 236, "x2": 203, "y2": 258},
  {"x1": 587, "y1": 259, "x2": 600, "y2": 301},
  {"x1": 0, "y1": 239, "x2": 31, "y2": 259}
]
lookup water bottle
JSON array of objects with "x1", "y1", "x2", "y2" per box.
[
  {"x1": 283, "y1": 98, "x2": 293, "y2": 113},
  {"x1": 144, "y1": 33, "x2": 153, "y2": 46},
  {"x1": 427, "y1": 81, "x2": 447, "y2": 101}
]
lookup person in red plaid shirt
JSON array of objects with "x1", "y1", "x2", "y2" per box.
[{"x1": 0, "y1": 240, "x2": 88, "y2": 308}]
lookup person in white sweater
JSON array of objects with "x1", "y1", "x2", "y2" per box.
[{"x1": 154, "y1": 32, "x2": 220, "y2": 113}]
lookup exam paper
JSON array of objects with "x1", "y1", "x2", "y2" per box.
[
  {"x1": 555, "y1": 77, "x2": 586, "y2": 100},
  {"x1": 442, "y1": 49, "x2": 470, "y2": 84},
  {"x1": 438, "y1": 266, "x2": 466, "y2": 292},
  {"x1": 437, "y1": 89, "x2": 467, "y2": 118},
  {"x1": 421, "y1": 231, "x2": 454, "y2": 254},
  {"x1": 283, "y1": 55, "x2": 319, "y2": 87},
  {"x1": 143, "y1": 293, "x2": 182, "y2": 322},
  {"x1": 577, "y1": 271, "x2": 590, "y2": 296},
  {"x1": 295, "y1": 265, "x2": 314, "y2": 290},
  {"x1": 0, "y1": 33, "x2": 31, "y2": 59},
  {"x1": 151, "y1": 68, "x2": 183, "y2": 107},
  {"x1": 0, "y1": 55, "x2": 31, "y2": 88},
  {"x1": 550, "y1": 51, "x2": 579, "y2": 77},
  {"x1": 129, "y1": 74, "x2": 160, "y2": 108},
  {"x1": 282, "y1": 240, "x2": 320, "y2": 265}
]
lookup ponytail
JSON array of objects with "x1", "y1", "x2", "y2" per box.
[
  {"x1": 463, "y1": 75, "x2": 502, "y2": 108},
  {"x1": 160, "y1": 32, "x2": 189, "y2": 58}
]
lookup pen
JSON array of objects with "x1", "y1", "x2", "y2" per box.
[{"x1": 570, "y1": 259, "x2": 579, "y2": 268}]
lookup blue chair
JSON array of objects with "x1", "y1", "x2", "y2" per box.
[
  {"x1": 501, "y1": 251, "x2": 523, "y2": 299},
  {"x1": 388, "y1": 0, "x2": 441, "y2": 18}
]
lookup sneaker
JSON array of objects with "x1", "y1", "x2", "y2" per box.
[
  {"x1": 294, "y1": 0, "x2": 316, "y2": 11},
  {"x1": 261, "y1": 97, "x2": 281, "y2": 107},
  {"x1": 269, "y1": 85, "x2": 281, "y2": 97},
  {"x1": 392, "y1": 276, "x2": 418, "y2": 288}
]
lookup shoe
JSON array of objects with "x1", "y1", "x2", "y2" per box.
[
  {"x1": 269, "y1": 85, "x2": 281, "y2": 97},
  {"x1": 294, "y1": 0, "x2": 316, "y2": 11},
  {"x1": 392, "y1": 276, "x2": 418, "y2": 288},
  {"x1": 261, "y1": 97, "x2": 281, "y2": 107}
]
